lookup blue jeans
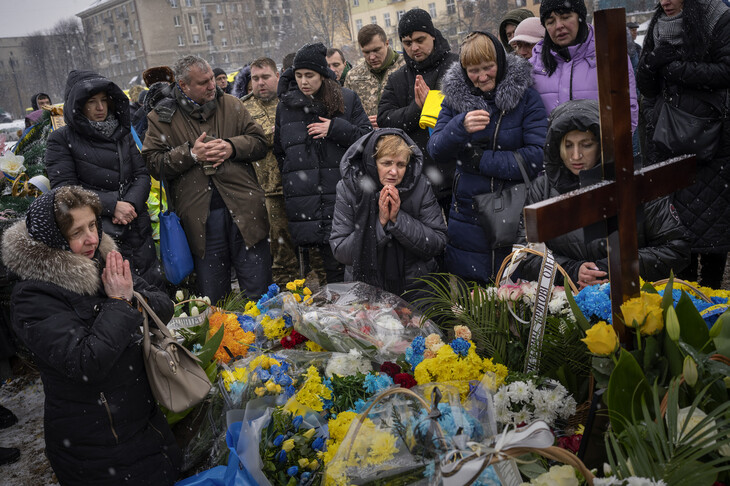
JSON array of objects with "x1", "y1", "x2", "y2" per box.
[{"x1": 194, "y1": 207, "x2": 272, "y2": 304}]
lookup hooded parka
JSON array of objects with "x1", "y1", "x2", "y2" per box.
[
  {"x1": 427, "y1": 38, "x2": 548, "y2": 282},
  {"x1": 45, "y1": 70, "x2": 161, "y2": 288},
  {"x1": 273, "y1": 68, "x2": 372, "y2": 247},
  {"x1": 2, "y1": 192, "x2": 181, "y2": 485},
  {"x1": 518, "y1": 100, "x2": 690, "y2": 284},
  {"x1": 330, "y1": 128, "x2": 447, "y2": 291}
]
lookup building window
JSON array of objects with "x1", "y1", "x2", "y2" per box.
[
  {"x1": 193, "y1": 34, "x2": 200, "y2": 44},
  {"x1": 516, "y1": 0, "x2": 526, "y2": 5},
  {"x1": 446, "y1": 0, "x2": 456, "y2": 15},
  {"x1": 177, "y1": 35, "x2": 184, "y2": 46},
  {"x1": 397, "y1": 10, "x2": 405, "y2": 21},
  {"x1": 370, "y1": 15, "x2": 376, "y2": 24},
  {"x1": 189, "y1": 13, "x2": 195, "y2": 24},
  {"x1": 222, "y1": 37, "x2": 227, "y2": 46},
  {"x1": 174, "y1": 15, "x2": 181, "y2": 26},
  {"x1": 216, "y1": 3, "x2": 222, "y2": 13},
  {"x1": 355, "y1": 19, "x2": 363, "y2": 31},
  {"x1": 235, "y1": 37, "x2": 241, "y2": 45},
  {"x1": 246, "y1": 19, "x2": 253, "y2": 28},
  {"x1": 170, "y1": 0, "x2": 178, "y2": 7},
  {"x1": 224, "y1": 53, "x2": 229, "y2": 63},
  {"x1": 353, "y1": 0, "x2": 359, "y2": 6},
  {"x1": 130, "y1": 2, "x2": 135, "y2": 12},
  {"x1": 534, "y1": 0, "x2": 540, "y2": 4},
  {"x1": 384, "y1": 12, "x2": 391, "y2": 27},
  {"x1": 185, "y1": 0, "x2": 192, "y2": 6},
  {"x1": 218, "y1": 20, "x2": 225, "y2": 30},
  {"x1": 134, "y1": 20, "x2": 139, "y2": 31},
  {"x1": 428, "y1": 3, "x2": 437, "y2": 18}
]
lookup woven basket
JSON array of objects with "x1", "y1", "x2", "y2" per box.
[
  {"x1": 495, "y1": 248, "x2": 579, "y2": 295},
  {"x1": 652, "y1": 278, "x2": 712, "y2": 303}
]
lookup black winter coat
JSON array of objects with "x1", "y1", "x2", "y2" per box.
[
  {"x1": 45, "y1": 70, "x2": 161, "y2": 288},
  {"x1": 330, "y1": 128, "x2": 447, "y2": 289},
  {"x1": 518, "y1": 100, "x2": 690, "y2": 284},
  {"x1": 274, "y1": 69, "x2": 372, "y2": 246},
  {"x1": 377, "y1": 33, "x2": 459, "y2": 202},
  {"x1": 2, "y1": 224, "x2": 181, "y2": 486},
  {"x1": 637, "y1": 4, "x2": 730, "y2": 252}
]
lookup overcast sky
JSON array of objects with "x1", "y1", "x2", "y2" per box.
[{"x1": 1, "y1": 0, "x2": 99, "y2": 38}]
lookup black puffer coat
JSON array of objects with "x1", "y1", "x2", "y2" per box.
[
  {"x1": 2, "y1": 211, "x2": 181, "y2": 485},
  {"x1": 273, "y1": 68, "x2": 372, "y2": 246},
  {"x1": 330, "y1": 128, "x2": 447, "y2": 289},
  {"x1": 377, "y1": 32, "x2": 459, "y2": 202},
  {"x1": 637, "y1": 2, "x2": 730, "y2": 252},
  {"x1": 518, "y1": 100, "x2": 690, "y2": 284},
  {"x1": 45, "y1": 70, "x2": 161, "y2": 288}
]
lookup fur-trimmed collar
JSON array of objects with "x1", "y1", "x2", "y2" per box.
[
  {"x1": 441, "y1": 53, "x2": 534, "y2": 114},
  {"x1": 2, "y1": 220, "x2": 117, "y2": 295}
]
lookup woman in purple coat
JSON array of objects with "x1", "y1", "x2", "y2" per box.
[{"x1": 529, "y1": 0, "x2": 639, "y2": 130}]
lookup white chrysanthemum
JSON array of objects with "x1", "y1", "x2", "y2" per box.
[
  {"x1": 324, "y1": 350, "x2": 372, "y2": 378},
  {"x1": 507, "y1": 380, "x2": 533, "y2": 402},
  {"x1": 493, "y1": 388, "x2": 510, "y2": 410},
  {"x1": 496, "y1": 408, "x2": 511, "y2": 424},
  {"x1": 512, "y1": 409, "x2": 531, "y2": 425}
]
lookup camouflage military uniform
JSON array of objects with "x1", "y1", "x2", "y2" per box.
[
  {"x1": 242, "y1": 93, "x2": 299, "y2": 286},
  {"x1": 344, "y1": 50, "x2": 406, "y2": 117}
]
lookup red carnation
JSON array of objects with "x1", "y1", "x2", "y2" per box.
[
  {"x1": 380, "y1": 362, "x2": 401, "y2": 378},
  {"x1": 394, "y1": 373, "x2": 417, "y2": 389},
  {"x1": 556, "y1": 434, "x2": 582, "y2": 454},
  {"x1": 280, "y1": 330, "x2": 307, "y2": 349}
]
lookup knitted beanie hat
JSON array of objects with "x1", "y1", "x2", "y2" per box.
[
  {"x1": 293, "y1": 43, "x2": 332, "y2": 78},
  {"x1": 539, "y1": 0, "x2": 587, "y2": 25},
  {"x1": 398, "y1": 8, "x2": 437, "y2": 39},
  {"x1": 212, "y1": 67, "x2": 226, "y2": 78}
]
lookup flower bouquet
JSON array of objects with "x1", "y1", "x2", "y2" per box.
[
  {"x1": 169, "y1": 289, "x2": 212, "y2": 330},
  {"x1": 291, "y1": 282, "x2": 442, "y2": 363}
]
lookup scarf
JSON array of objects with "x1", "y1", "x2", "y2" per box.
[
  {"x1": 89, "y1": 113, "x2": 119, "y2": 139},
  {"x1": 370, "y1": 48, "x2": 398, "y2": 77},
  {"x1": 403, "y1": 31, "x2": 452, "y2": 74},
  {"x1": 654, "y1": 11, "x2": 685, "y2": 47},
  {"x1": 174, "y1": 84, "x2": 219, "y2": 122}
]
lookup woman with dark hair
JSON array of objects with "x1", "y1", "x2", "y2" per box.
[
  {"x1": 330, "y1": 129, "x2": 447, "y2": 294},
  {"x1": 529, "y1": 0, "x2": 638, "y2": 130},
  {"x1": 427, "y1": 31, "x2": 547, "y2": 282},
  {"x1": 637, "y1": 0, "x2": 730, "y2": 288},
  {"x1": 518, "y1": 100, "x2": 690, "y2": 287},
  {"x1": 2, "y1": 186, "x2": 181, "y2": 485},
  {"x1": 45, "y1": 70, "x2": 162, "y2": 289},
  {"x1": 274, "y1": 42, "x2": 372, "y2": 284}
]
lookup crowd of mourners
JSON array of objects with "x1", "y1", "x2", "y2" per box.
[{"x1": 0, "y1": 0, "x2": 729, "y2": 483}]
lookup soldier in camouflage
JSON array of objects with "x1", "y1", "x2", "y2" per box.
[
  {"x1": 344, "y1": 24, "x2": 405, "y2": 129},
  {"x1": 242, "y1": 57, "x2": 299, "y2": 286}
]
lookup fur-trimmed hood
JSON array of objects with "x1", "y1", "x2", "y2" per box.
[
  {"x1": 440, "y1": 53, "x2": 534, "y2": 114},
  {"x1": 2, "y1": 220, "x2": 117, "y2": 295}
]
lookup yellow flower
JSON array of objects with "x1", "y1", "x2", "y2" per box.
[
  {"x1": 620, "y1": 293, "x2": 663, "y2": 335},
  {"x1": 303, "y1": 287, "x2": 312, "y2": 296},
  {"x1": 308, "y1": 459, "x2": 319, "y2": 470},
  {"x1": 305, "y1": 341, "x2": 327, "y2": 352},
  {"x1": 286, "y1": 281, "x2": 297, "y2": 291},
  {"x1": 294, "y1": 293, "x2": 302, "y2": 303},
  {"x1": 299, "y1": 458, "x2": 310, "y2": 468},
  {"x1": 282, "y1": 438, "x2": 295, "y2": 452},
  {"x1": 581, "y1": 321, "x2": 620, "y2": 356},
  {"x1": 255, "y1": 387, "x2": 266, "y2": 397},
  {"x1": 244, "y1": 301, "x2": 260, "y2": 317},
  {"x1": 302, "y1": 428, "x2": 316, "y2": 439}
]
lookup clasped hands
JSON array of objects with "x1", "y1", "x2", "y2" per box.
[
  {"x1": 102, "y1": 251, "x2": 134, "y2": 301},
  {"x1": 191, "y1": 131, "x2": 233, "y2": 167},
  {"x1": 463, "y1": 109, "x2": 491, "y2": 134},
  {"x1": 378, "y1": 185, "x2": 401, "y2": 227}
]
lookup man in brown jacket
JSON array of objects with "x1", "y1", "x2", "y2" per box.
[
  {"x1": 242, "y1": 57, "x2": 299, "y2": 286},
  {"x1": 142, "y1": 55, "x2": 270, "y2": 303}
]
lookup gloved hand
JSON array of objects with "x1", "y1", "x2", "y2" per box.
[{"x1": 643, "y1": 44, "x2": 681, "y2": 71}]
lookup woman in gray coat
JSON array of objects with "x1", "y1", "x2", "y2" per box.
[{"x1": 330, "y1": 128, "x2": 447, "y2": 295}]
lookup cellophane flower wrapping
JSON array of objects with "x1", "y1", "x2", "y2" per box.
[
  {"x1": 324, "y1": 383, "x2": 502, "y2": 486},
  {"x1": 291, "y1": 282, "x2": 442, "y2": 363}
]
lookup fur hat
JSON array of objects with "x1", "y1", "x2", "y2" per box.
[
  {"x1": 293, "y1": 43, "x2": 332, "y2": 78},
  {"x1": 398, "y1": 8, "x2": 436, "y2": 39},
  {"x1": 142, "y1": 66, "x2": 175, "y2": 87},
  {"x1": 540, "y1": 0, "x2": 587, "y2": 25}
]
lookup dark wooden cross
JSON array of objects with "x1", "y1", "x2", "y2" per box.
[{"x1": 522, "y1": 8, "x2": 697, "y2": 343}]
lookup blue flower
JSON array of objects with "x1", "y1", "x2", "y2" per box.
[
  {"x1": 256, "y1": 368, "x2": 271, "y2": 381},
  {"x1": 275, "y1": 373, "x2": 293, "y2": 387},
  {"x1": 273, "y1": 434, "x2": 285, "y2": 447},
  {"x1": 450, "y1": 338, "x2": 471, "y2": 357},
  {"x1": 353, "y1": 398, "x2": 370, "y2": 414},
  {"x1": 405, "y1": 346, "x2": 424, "y2": 370},
  {"x1": 192, "y1": 343, "x2": 202, "y2": 353},
  {"x1": 287, "y1": 466, "x2": 299, "y2": 476},
  {"x1": 301, "y1": 471, "x2": 312, "y2": 482},
  {"x1": 363, "y1": 373, "x2": 394, "y2": 395},
  {"x1": 424, "y1": 462, "x2": 436, "y2": 478},
  {"x1": 276, "y1": 449, "x2": 287, "y2": 463},
  {"x1": 411, "y1": 336, "x2": 425, "y2": 354},
  {"x1": 237, "y1": 314, "x2": 257, "y2": 333},
  {"x1": 284, "y1": 314, "x2": 293, "y2": 328},
  {"x1": 268, "y1": 283, "x2": 280, "y2": 297},
  {"x1": 285, "y1": 385, "x2": 297, "y2": 398},
  {"x1": 311, "y1": 437, "x2": 325, "y2": 451},
  {"x1": 575, "y1": 284, "x2": 613, "y2": 322},
  {"x1": 292, "y1": 415, "x2": 304, "y2": 429},
  {"x1": 474, "y1": 465, "x2": 501, "y2": 486}
]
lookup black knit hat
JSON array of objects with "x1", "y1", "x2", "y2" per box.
[
  {"x1": 398, "y1": 8, "x2": 437, "y2": 39},
  {"x1": 539, "y1": 0, "x2": 587, "y2": 25},
  {"x1": 213, "y1": 68, "x2": 226, "y2": 78},
  {"x1": 293, "y1": 43, "x2": 333, "y2": 79}
]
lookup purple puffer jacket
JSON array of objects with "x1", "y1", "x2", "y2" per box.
[{"x1": 529, "y1": 24, "x2": 638, "y2": 130}]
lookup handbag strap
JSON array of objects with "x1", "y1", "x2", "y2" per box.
[
  {"x1": 514, "y1": 152, "x2": 531, "y2": 188},
  {"x1": 134, "y1": 291, "x2": 176, "y2": 341}
]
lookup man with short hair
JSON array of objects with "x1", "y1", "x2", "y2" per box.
[
  {"x1": 142, "y1": 55, "x2": 270, "y2": 303},
  {"x1": 377, "y1": 8, "x2": 459, "y2": 215},
  {"x1": 344, "y1": 24, "x2": 405, "y2": 129},
  {"x1": 213, "y1": 67, "x2": 231, "y2": 93},
  {"x1": 242, "y1": 57, "x2": 299, "y2": 286},
  {"x1": 326, "y1": 48, "x2": 351, "y2": 85}
]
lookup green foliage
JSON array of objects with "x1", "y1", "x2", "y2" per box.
[
  {"x1": 676, "y1": 291, "x2": 711, "y2": 351},
  {"x1": 605, "y1": 379, "x2": 730, "y2": 485},
  {"x1": 711, "y1": 310, "x2": 730, "y2": 356},
  {"x1": 197, "y1": 323, "x2": 224, "y2": 368},
  {"x1": 329, "y1": 373, "x2": 369, "y2": 414},
  {"x1": 565, "y1": 285, "x2": 591, "y2": 333},
  {"x1": 606, "y1": 349, "x2": 652, "y2": 435}
]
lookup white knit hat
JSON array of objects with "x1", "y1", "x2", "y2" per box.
[{"x1": 509, "y1": 17, "x2": 545, "y2": 46}]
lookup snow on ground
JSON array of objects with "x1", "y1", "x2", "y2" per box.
[{"x1": 0, "y1": 372, "x2": 58, "y2": 486}]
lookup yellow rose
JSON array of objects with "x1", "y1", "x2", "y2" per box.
[
  {"x1": 581, "y1": 321, "x2": 619, "y2": 356},
  {"x1": 620, "y1": 293, "x2": 663, "y2": 335},
  {"x1": 282, "y1": 438, "x2": 295, "y2": 452},
  {"x1": 286, "y1": 282, "x2": 297, "y2": 291}
]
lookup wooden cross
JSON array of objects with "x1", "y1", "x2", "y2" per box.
[{"x1": 522, "y1": 8, "x2": 697, "y2": 343}]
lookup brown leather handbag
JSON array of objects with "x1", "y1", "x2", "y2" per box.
[{"x1": 136, "y1": 291, "x2": 212, "y2": 413}]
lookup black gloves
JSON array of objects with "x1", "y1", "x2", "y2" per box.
[{"x1": 643, "y1": 44, "x2": 681, "y2": 71}]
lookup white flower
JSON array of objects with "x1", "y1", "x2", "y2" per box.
[
  {"x1": 719, "y1": 443, "x2": 730, "y2": 457},
  {"x1": 526, "y1": 465, "x2": 579, "y2": 486},
  {"x1": 673, "y1": 406, "x2": 715, "y2": 446},
  {"x1": 493, "y1": 388, "x2": 510, "y2": 410},
  {"x1": 203, "y1": 296, "x2": 211, "y2": 305},
  {"x1": 175, "y1": 290, "x2": 184, "y2": 302},
  {"x1": 190, "y1": 306, "x2": 199, "y2": 316},
  {"x1": 512, "y1": 409, "x2": 531, "y2": 425},
  {"x1": 507, "y1": 381, "x2": 533, "y2": 402},
  {"x1": 178, "y1": 312, "x2": 188, "y2": 318},
  {"x1": 0, "y1": 154, "x2": 25, "y2": 176},
  {"x1": 324, "y1": 350, "x2": 372, "y2": 378}
]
